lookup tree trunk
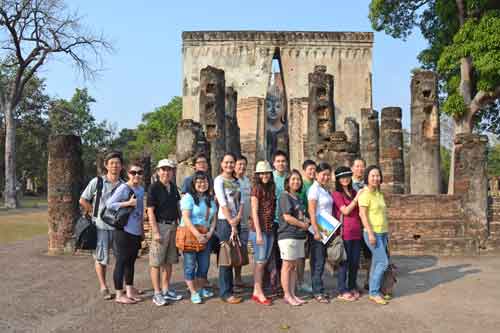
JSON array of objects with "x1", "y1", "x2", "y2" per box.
[{"x1": 4, "y1": 102, "x2": 18, "y2": 208}]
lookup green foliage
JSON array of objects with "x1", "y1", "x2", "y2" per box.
[
  {"x1": 440, "y1": 145, "x2": 451, "y2": 191},
  {"x1": 487, "y1": 144, "x2": 500, "y2": 176},
  {"x1": 438, "y1": 10, "x2": 500, "y2": 92},
  {"x1": 126, "y1": 97, "x2": 182, "y2": 162},
  {"x1": 442, "y1": 93, "x2": 468, "y2": 116}
]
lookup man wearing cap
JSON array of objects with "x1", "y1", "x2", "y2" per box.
[
  {"x1": 80, "y1": 151, "x2": 124, "y2": 300},
  {"x1": 147, "y1": 159, "x2": 183, "y2": 306}
]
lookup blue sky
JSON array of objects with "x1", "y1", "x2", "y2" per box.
[{"x1": 43, "y1": 0, "x2": 427, "y2": 130}]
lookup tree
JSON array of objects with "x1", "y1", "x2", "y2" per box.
[
  {"x1": 50, "y1": 88, "x2": 115, "y2": 180},
  {"x1": 369, "y1": 0, "x2": 500, "y2": 192},
  {"x1": 0, "y1": 0, "x2": 111, "y2": 208},
  {"x1": 126, "y1": 97, "x2": 182, "y2": 162},
  {"x1": 488, "y1": 144, "x2": 500, "y2": 176}
]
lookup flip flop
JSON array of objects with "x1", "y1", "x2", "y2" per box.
[
  {"x1": 115, "y1": 297, "x2": 137, "y2": 304},
  {"x1": 337, "y1": 293, "x2": 356, "y2": 302},
  {"x1": 314, "y1": 295, "x2": 330, "y2": 304},
  {"x1": 368, "y1": 295, "x2": 389, "y2": 305},
  {"x1": 283, "y1": 298, "x2": 302, "y2": 307}
]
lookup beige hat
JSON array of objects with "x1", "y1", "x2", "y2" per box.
[
  {"x1": 255, "y1": 160, "x2": 273, "y2": 173},
  {"x1": 156, "y1": 159, "x2": 176, "y2": 169}
]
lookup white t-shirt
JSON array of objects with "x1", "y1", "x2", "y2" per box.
[
  {"x1": 307, "y1": 181, "x2": 333, "y2": 216},
  {"x1": 214, "y1": 175, "x2": 243, "y2": 220}
]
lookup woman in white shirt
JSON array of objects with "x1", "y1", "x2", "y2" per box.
[
  {"x1": 213, "y1": 152, "x2": 244, "y2": 305},
  {"x1": 308, "y1": 162, "x2": 334, "y2": 303}
]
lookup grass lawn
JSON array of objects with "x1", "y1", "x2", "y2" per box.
[{"x1": 0, "y1": 210, "x2": 48, "y2": 244}]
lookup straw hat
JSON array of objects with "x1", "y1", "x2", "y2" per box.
[{"x1": 255, "y1": 160, "x2": 273, "y2": 173}]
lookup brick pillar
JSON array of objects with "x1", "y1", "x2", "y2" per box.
[
  {"x1": 453, "y1": 133, "x2": 489, "y2": 241},
  {"x1": 199, "y1": 66, "x2": 225, "y2": 179},
  {"x1": 47, "y1": 135, "x2": 83, "y2": 255},
  {"x1": 225, "y1": 87, "x2": 241, "y2": 156},
  {"x1": 289, "y1": 97, "x2": 308, "y2": 170},
  {"x1": 360, "y1": 108, "x2": 379, "y2": 166},
  {"x1": 320, "y1": 132, "x2": 357, "y2": 172},
  {"x1": 175, "y1": 119, "x2": 209, "y2": 186},
  {"x1": 307, "y1": 65, "x2": 335, "y2": 157},
  {"x1": 410, "y1": 71, "x2": 441, "y2": 194},
  {"x1": 344, "y1": 117, "x2": 360, "y2": 156},
  {"x1": 380, "y1": 107, "x2": 404, "y2": 194}
]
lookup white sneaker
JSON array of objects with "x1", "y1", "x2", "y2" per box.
[{"x1": 153, "y1": 293, "x2": 168, "y2": 306}]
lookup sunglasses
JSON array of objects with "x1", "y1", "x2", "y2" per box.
[{"x1": 129, "y1": 170, "x2": 143, "y2": 176}]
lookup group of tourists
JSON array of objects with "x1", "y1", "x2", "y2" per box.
[{"x1": 79, "y1": 149, "x2": 391, "y2": 307}]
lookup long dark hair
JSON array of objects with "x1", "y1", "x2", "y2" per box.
[
  {"x1": 188, "y1": 171, "x2": 213, "y2": 206},
  {"x1": 253, "y1": 171, "x2": 275, "y2": 198}
]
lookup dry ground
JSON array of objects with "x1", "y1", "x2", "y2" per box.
[{"x1": 0, "y1": 208, "x2": 499, "y2": 333}]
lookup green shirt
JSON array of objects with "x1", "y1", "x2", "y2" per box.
[{"x1": 299, "y1": 179, "x2": 314, "y2": 209}]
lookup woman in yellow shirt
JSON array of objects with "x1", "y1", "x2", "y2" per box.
[{"x1": 358, "y1": 165, "x2": 389, "y2": 305}]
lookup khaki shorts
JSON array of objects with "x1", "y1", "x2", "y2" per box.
[
  {"x1": 278, "y1": 239, "x2": 306, "y2": 261},
  {"x1": 149, "y1": 223, "x2": 179, "y2": 267}
]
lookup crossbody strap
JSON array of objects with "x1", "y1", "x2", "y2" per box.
[{"x1": 93, "y1": 176, "x2": 104, "y2": 218}]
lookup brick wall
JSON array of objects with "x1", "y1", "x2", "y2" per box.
[{"x1": 387, "y1": 194, "x2": 478, "y2": 256}]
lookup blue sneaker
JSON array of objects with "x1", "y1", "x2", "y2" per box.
[
  {"x1": 200, "y1": 288, "x2": 214, "y2": 298},
  {"x1": 163, "y1": 289, "x2": 183, "y2": 301},
  {"x1": 191, "y1": 292, "x2": 202, "y2": 304}
]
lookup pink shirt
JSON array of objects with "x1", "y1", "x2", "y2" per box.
[{"x1": 332, "y1": 190, "x2": 362, "y2": 241}]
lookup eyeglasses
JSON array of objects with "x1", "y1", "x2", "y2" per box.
[{"x1": 129, "y1": 170, "x2": 143, "y2": 176}]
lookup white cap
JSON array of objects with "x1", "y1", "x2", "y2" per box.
[
  {"x1": 255, "y1": 160, "x2": 273, "y2": 173},
  {"x1": 156, "y1": 159, "x2": 176, "y2": 169}
]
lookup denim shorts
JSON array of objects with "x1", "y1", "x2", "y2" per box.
[
  {"x1": 183, "y1": 246, "x2": 211, "y2": 281},
  {"x1": 249, "y1": 231, "x2": 274, "y2": 264},
  {"x1": 93, "y1": 229, "x2": 114, "y2": 266}
]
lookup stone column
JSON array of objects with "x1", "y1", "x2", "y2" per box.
[
  {"x1": 410, "y1": 71, "x2": 441, "y2": 194},
  {"x1": 344, "y1": 117, "x2": 360, "y2": 156},
  {"x1": 225, "y1": 87, "x2": 241, "y2": 156},
  {"x1": 289, "y1": 97, "x2": 308, "y2": 170},
  {"x1": 380, "y1": 107, "x2": 404, "y2": 194},
  {"x1": 319, "y1": 132, "x2": 357, "y2": 172},
  {"x1": 360, "y1": 108, "x2": 379, "y2": 166},
  {"x1": 453, "y1": 134, "x2": 489, "y2": 241},
  {"x1": 199, "y1": 66, "x2": 225, "y2": 178},
  {"x1": 47, "y1": 135, "x2": 83, "y2": 255},
  {"x1": 175, "y1": 119, "x2": 209, "y2": 185},
  {"x1": 307, "y1": 65, "x2": 335, "y2": 158}
]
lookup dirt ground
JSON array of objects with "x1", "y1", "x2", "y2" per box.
[{"x1": 1, "y1": 211, "x2": 499, "y2": 333}]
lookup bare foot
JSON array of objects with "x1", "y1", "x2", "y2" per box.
[
  {"x1": 115, "y1": 296, "x2": 136, "y2": 304},
  {"x1": 293, "y1": 296, "x2": 307, "y2": 305},
  {"x1": 284, "y1": 296, "x2": 301, "y2": 306},
  {"x1": 126, "y1": 294, "x2": 142, "y2": 302}
]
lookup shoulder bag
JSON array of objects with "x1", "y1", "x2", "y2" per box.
[
  {"x1": 176, "y1": 200, "x2": 210, "y2": 252},
  {"x1": 100, "y1": 184, "x2": 135, "y2": 229}
]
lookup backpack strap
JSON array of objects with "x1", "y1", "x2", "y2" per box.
[{"x1": 93, "y1": 176, "x2": 104, "y2": 218}]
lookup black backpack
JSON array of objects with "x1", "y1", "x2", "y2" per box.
[{"x1": 74, "y1": 177, "x2": 104, "y2": 250}]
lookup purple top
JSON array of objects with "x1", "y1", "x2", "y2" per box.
[{"x1": 332, "y1": 190, "x2": 361, "y2": 241}]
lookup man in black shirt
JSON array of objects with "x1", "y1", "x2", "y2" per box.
[{"x1": 147, "y1": 159, "x2": 182, "y2": 306}]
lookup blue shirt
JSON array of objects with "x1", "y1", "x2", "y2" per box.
[
  {"x1": 106, "y1": 183, "x2": 144, "y2": 236},
  {"x1": 180, "y1": 193, "x2": 217, "y2": 227},
  {"x1": 273, "y1": 170, "x2": 287, "y2": 224}
]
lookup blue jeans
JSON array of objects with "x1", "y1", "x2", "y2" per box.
[
  {"x1": 249, "y1": 231, "x2": 274, "y2": 264},
  {"x1": 363, "y1": 232, "x2": 389, "y2": 296},
  {"x1": 337, "y1": 239, "x2": 361, "y2": 293},
  {"x1": 215, "y1": 219, "x2": 240, "y2": 299},
  {"x1": 183, "y1": 246, "x2": 211, "y2": 281},
  {"x1": 310, "y1": 239, "x2": 327, "y2": 295}
]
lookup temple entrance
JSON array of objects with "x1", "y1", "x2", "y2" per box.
[{"x1": 265, "y1": 49, "x2": 289, "y2": 161}]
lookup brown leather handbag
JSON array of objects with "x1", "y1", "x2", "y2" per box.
[
  {"x1": 176, "y1": 204, "x2": 210, "y2": 252},
  {"x1": 218, "y1": 234, "x2": 249, "y2": 267}
]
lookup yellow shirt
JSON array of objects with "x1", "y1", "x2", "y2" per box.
[{"x1": 358, "y1": 189, "x2": 388, "y2": 233}]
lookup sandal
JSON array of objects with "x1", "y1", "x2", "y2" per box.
[
  {"x1": 115, "y1": 296, "x2": 136, "y2": 304},
  {"x1": 283, "y1": 297, "x2": 301, "y2": 307},
  {"x1": 100, "y1": 288, "x2": 113, "y2": 300},
  {"x1": 368, "y1": 295, "x2": 389, "y2": 305},
  {"x1": 314, "y1": 295, "x2": 330, "y2": 304},
  {"x1": 337, "y1": 293, "x2": 356, "y2": 302}
]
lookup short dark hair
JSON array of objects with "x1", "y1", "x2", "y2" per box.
[
  {"x1": 352, "y1": 157, "x2": 366, "y2": 167},
  {"x1": 127, "y1": 160, "x2": 143, "y2": 171},
  {"x1": 284, "y1": 169, "x2": 303, "y2": 193},
  {"x1": 364, "y1": 165, "x2": 383, "y2": 186},
  {"x1": 104, "y1": 151, "x2": 123, "y2": 164},
  {"x1": 316, "y1": 162, "x2": 332, "y2": 173},
  {"x1": 192, "y1": 153, "x2": 208, "y2": 164},
  {"x1": 272, "y1": 150, "x2": 288, "y2": 162},
  {"x1": 236, "y1": 155, "x2": 248, "y2": 164},
  {"x1": 302, "y1": 159, "x2": 317, "y2": 171}
]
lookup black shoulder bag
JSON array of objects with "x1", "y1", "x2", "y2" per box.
[{"x1": 74, "y1": 177, "x2": 103, "y2": 250}]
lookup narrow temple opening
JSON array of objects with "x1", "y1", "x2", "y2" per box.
[{"x1": 265, "y1": 48, "x2": 289, "y2": 161}]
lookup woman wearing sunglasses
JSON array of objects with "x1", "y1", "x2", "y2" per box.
[{"x1": 106, "y1": 161, "x2": 145, "y2": 304}]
